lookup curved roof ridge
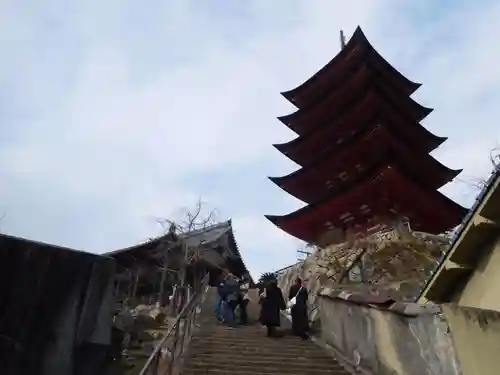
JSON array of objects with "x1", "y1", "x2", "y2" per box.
[
  {"x1": 269, "y1": 124, "x2": 461, "y2": 198},
  {"x1": 266, "y1": 157, "x2": 466, "y2": 227},
  {"x1": 274, "y1": 90, "x2": 442, "y2": 166},
  {"x1": 281, "y1": 26, "x2": 421, "y2": 108},
  {"x1": 281, "y1": 27, "x2": 369, "y2": 100}
]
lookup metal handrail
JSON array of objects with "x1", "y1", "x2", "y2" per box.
[{"x1": 138, "y1": 273, "x2": 210, "y2": 375}]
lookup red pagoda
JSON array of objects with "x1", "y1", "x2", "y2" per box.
[{"x1": 266, "y1": 27, "x2": 467, "y2": 246}]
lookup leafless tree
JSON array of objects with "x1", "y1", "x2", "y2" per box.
[
  {"x1": 457, "y1": 146, "x2": 500, "y2": 192},
  {"x1": 153, "y1": 197, "x2": 219, "y2": 306},
  {"x1": 309, "y1": 226, "x2": 449, "y2": 293},
  {"x1": 491, "y1": 146, "x2": 500, "y2": 171},
  {"x1": 459, "y1": 176, "x2": 488, "y2": 191},
  {"x1": 156, "y1": 197, "x2": 218, "y2": 235}
]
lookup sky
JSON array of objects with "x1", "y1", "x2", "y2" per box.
[{"x1": 0, "y1": 0, "x2": 499, "y2": 280}]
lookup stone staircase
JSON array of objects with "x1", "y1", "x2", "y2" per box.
[{"x1": 181, "y1": 288, "x2": 352, "y2": 375}]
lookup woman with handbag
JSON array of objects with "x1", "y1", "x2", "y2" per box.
[{"x1": 288, "y1": 277, "x2": 309, "y2": 340}]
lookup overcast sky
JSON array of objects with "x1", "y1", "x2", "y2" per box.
[{"x1": 0, "y1": 0, "x2": 499, "y2": 279}]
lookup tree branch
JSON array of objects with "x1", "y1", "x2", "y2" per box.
[
  {"x1": 491, "y1": 146, "x2": 500, "y2": 171},
  {"x1": 156, "y1": 197, "x2": 218, "y2": 235}
]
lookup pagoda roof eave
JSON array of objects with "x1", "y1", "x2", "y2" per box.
[
  {"x1": 265, "y1": 214, "x2": 282, "y2": 227},
  {"x1": 270, "y1": 124, "x2": 461, "y2": 194},
  {"x1": 279, "y1": 78, "x2": 434, "y2": 134},
  {"x1": 279, "y1": 25, "x2": 366, "y2": 102},
  {"x1": 273, "y1": 133, "x2": 448, "y2": 161},
  {"x1": 270, "y1": 160, "x2": 463, "y2": 206},
  {"x1": 283, "y1": 160, "x2": 467, "y2": 221},
  {"x1": 281, "y1": 26, "x2": 422, "y2": 108},
  {"x1": 278, "y1": 62, "x2": 429, "y2": 130},
  {"x1": 273, "y1": 135, "x2": 448, "y2": 168},
  {"x1": 266, "y1": 162, "x2": 467, "y2": 242},
  {"x1": 270, "y1": 160, "x2": 462, "y2": 190},
  {"x1": 273, "y1": 95, "x2": 445, "y2": 166}
]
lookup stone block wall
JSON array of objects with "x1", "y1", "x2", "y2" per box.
[
  {"x1": 277, "y1": 229, "x2": 449, "y2": 322},
  {"x1": 317, "y1": 292, "x2": 500, "y2": 375}
]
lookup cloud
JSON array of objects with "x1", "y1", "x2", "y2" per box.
[{"x1": 0, "y1": 0, "x2": 499, "y2": 279}]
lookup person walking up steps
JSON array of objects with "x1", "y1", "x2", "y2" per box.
[
  {"x1": 237, "y1": 274, "x2": 250, "y2": 324},
  {"x1": 223, "y1": 273, "x2": 240, "y2": 328},
  {"x1": 288, "y1": 277, "x2": 309, "y2": 340},
  {"x1": 215, "y1": 272, "x2": 227, "y2": 322},
  {"x1": 259, "y1": 278, "x2": 286, "y2": 337}
]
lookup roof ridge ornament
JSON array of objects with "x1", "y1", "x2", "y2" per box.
[{"x1": 340, "y1": 30, "x2": 346, "y2": 50}]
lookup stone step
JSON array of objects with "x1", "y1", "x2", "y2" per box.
[
  {"x1": 189, "y1": 346, "x2": 328, "y2": 358},
  {"x1": 180, "y1": 289, "x2": 351, "y2": 375},
  {"x1": 183, "y1": 365, "x2": 347, "y2": 375},
  {"x1": 197, "y1": 330, "x2": 288, "y2": 338},
  {"x1": 191, "y1": 336, "x2": 316, "y2": 348},
  {"x1": 187, "y1": 358, "x2": 344, "y2": 371},
  {"x1": 191, "y1": 338, "x2": 323, "y2": 349},
  {"x1": 190, "y1": 350, "x2": 337, "y2": 361}
]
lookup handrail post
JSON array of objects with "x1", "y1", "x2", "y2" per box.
[
  {"x1": 148, "y1": 352, "x2": 159, "y2": 375},
  {"x1": 137, "y1": 273, "x2": 209, "y2": 375}
]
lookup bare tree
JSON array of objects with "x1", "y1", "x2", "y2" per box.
[
  {"x1": 156, "y1": 197, "x2": 218, "y2": 235},
  {"x1": 459, "y1": 176, "x2": 488, "y2": 191},
  {"x1": 310, "y1": 226, "x2": 449, "y2": 296},
  {"x1": 491, "y1": 146, "x2": 500, "y2": 171},
  {"x1": 457, "y1": 146, "x2": 500, "y2": 193},
  {"x1": 153, "y1": 197, "x2": 218, "y2": 307}
]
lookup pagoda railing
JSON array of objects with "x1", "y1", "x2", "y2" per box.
[{"x1": 138, "y1": 273, "x2": 210, "y2": 375}]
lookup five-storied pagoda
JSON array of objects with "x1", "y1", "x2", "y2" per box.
[{"x1": 266, "y1": 27, "x2": 467, "y2": 247}]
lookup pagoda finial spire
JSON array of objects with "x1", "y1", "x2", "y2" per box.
[{"x1": 340, "y1": 30, "x2": 346, "y2": 50}]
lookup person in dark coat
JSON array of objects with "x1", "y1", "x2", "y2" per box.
[
  {"x1": 223, "y1": 273, "x2": 240, "y2": 327},
  {"x1": 288, "y1": 277, "x2": 309, "y2": 340},
  {"x1": 215, "y1": 273, "x2": 227, "y2": 322},
  {"x1": 259, "y1": 278, "x2": 286, "y2": 337},
  {"x1": 237, "y1": 275, "x2": 250, "y2": 324}
]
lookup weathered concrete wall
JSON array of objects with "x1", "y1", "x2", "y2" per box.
[
  {"x1": 443, "y1": 304, "x2": 500, "y2": 375},
  {"x1": 317, "y1": 295, "x2": 461, "y2": 375},
  {"x1": 455, "y1": 236, "x2": 500, "y2": 311},
  {"x1": 317, "y1": 294, "x2": 500, "y2": 375}
]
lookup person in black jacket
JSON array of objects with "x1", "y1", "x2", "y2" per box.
[
  {"x1": 215, "y1": 273, "x2": 227, "y2": 322},
  {"x1": 259, "y1": 278, "x2": 285, "y2": 337},
  {"x1": 288, "y1": 277, "x2": 309, "y2": 340},
  {"x1": 223, "y1": 273, "x2": 240, "y2": 327},
  {"x1": 237, "y1": 275, "x2": 250, "y2": 325}
]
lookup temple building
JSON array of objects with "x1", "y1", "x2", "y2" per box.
[
  {"x1": 106, "y1": 220, "x2": 251, "y2": 306},
  {"x1": 266, "y1": 26, "x2": 467, "y2": 246}
]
